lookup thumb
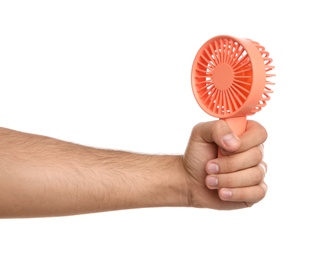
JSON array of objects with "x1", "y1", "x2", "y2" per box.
[
  {"x1": 192, "y1": 120, "x2": 241, "y2": 152},
  {"x1": 219, "y1": 131, "x2": 241, "y2": 152}
]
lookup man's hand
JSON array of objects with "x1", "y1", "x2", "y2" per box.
[{"x1": 182, "y1": 120, "x2": 268, "y2": 210}]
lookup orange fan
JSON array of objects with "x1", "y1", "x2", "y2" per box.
[{"x1": 191, "y1": 35, "x2": 275, "y2": 141}]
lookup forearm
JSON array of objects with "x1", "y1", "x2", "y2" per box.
[{"x1": 0, "y1": 127, "x2": 189, "y2": 218}]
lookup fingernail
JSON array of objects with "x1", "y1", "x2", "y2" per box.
[
  {"x1": 220, "y1": 189, "x2": 232, "y2": 199},
  {"x1": 207, "y1": 163, "x2": 219, "y2": 174},
  {"x1": 222, "y1": 133, "x2": 239, "y2": 148},
  {"x1": 206, "y1": 176, "x2": 218, "y2": 188}
]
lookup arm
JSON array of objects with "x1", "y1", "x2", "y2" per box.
[
  {"x1": 0, "y1": 127, "x2": 188, "y2": 217},
  {"x1": 0, "y1": 120, "x2": 268, "y2": 218}
]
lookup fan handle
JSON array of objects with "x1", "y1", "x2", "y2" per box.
[{"x1": 218, "y1": 116, "x2": 247, "y2": 158}]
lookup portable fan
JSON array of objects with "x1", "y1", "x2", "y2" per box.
[{"x1": 191, "y1": 35, "x2": 275, "y2": 140}]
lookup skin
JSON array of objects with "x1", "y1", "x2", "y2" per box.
[
  {"x1": 0, "y1": 120, "x2": 267, "y2": 218},
  {"x1": 183, "y1": 120, "x2": 267, "y2": 210}
]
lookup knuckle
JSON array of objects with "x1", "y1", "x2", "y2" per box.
[
  {"x1": 258, "y1": 183, "x2": 268, "y2": 201},
  {"x1": 192, "y1": 122, "x2": 203, "y2": 135},
  {"x1": 260, "y1": 127, "x2": 268, "y2": 142},
  {"x1": 259, "y1": 190, "x2": 267, "y2": 201},
  {"x1": 255, "y1": 165, "x2": 266, "y2": 183},
  {"x1": 190, "y1": 122, "x2": 206, "y2": 142},
  {"x1": 255, "y1": 122, "x2": 268, "y2": 142},
  {"x1": 252, "y1": 146, "x2": 264, "y2": 163}
]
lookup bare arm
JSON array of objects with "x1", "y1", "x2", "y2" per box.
[
  {"x1": 0, "y1": 127, "x2": 188, "y2": 218},
  {"x1": 0, "y1": 120, "x2": 268, "y2": 218}
]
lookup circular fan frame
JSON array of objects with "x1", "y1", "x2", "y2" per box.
[{"x1": 191, "y1": 35, "x2": 274, "y2": 119}]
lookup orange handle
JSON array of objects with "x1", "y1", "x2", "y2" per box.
[{"x1": 218, "y1": 116, "x2": 247, "y2": 158}]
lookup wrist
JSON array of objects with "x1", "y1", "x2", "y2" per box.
[
  {"x1": 170, "y1": 155, "x2": 190, "y2": 208},
  {"x1": 139, "y1": 154, "x2": 189, "y2": 209}
]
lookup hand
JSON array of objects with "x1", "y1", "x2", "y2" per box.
[{"x1": 182, "y1": 120, "x2": 268, "y2": 210}]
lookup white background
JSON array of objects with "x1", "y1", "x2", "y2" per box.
[{"x1": 0, "y1": 0, "x2": 325, "y2": 259}]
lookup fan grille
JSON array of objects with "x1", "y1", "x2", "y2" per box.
[{"x1": 192, "y1": 36, "x2": 274, "y2": 118}]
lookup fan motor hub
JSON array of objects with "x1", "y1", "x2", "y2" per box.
[{"x1": 212, "y1": 63, "x2": 233, "y2": 90}]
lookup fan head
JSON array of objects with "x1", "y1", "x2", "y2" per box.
[{"x1": 191, "y1": 35, "x2": 274, "y2": 119}]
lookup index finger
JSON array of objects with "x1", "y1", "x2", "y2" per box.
[{"x1": 237, "y1": 120, "x2": 267, "y2": 153}]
